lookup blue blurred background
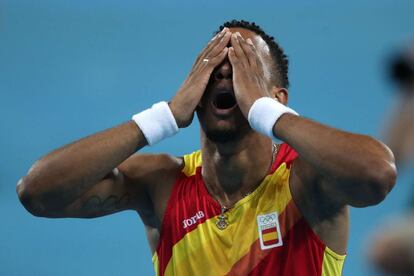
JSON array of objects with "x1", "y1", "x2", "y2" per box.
[{"x1": 1, "y1": 0, "x2": 414, "y2": 275}]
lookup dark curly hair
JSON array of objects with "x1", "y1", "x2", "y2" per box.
[{"x1": 215, "y1": 20, "x2": 289, "y2": 88}]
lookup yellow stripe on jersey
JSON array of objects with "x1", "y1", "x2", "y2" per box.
[
  {"x1": 321, "y1": 246, "x2": 346, "y2": 276},
  {"x1": 182, "y1": 150, "x2": 202, "y2": 177},
  {"x1": 163, "y1": 162, "x2": 293, "y2": 276},
  {"x1": 152, "y1": 253, "x2": 160, "y2": 276}
]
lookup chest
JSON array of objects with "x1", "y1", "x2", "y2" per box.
[{"x1": 165, "y1": 170, "x2": 295, "y2": 249}]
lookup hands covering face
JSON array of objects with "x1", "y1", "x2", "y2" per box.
[
  {"x1": 227, "y1": 32, "x2": 270, "y2": 118},
  {"x1": 169, "y1": 28, "x2": 231, "y2": 128},
  {"x1": 169, "y1": 28, "x2": 269, "y2": 129}
]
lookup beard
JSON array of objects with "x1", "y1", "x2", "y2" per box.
[
  {"x1": 204, "y1": 128, "x2": 243, "y2": 143},
  {"x1": 200, "y1": 118, "x2": 252, "y2": 144},
  {"x1": 196, "y1": 102, "x2": 251, "y2": 144}
]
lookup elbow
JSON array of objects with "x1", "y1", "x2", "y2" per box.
[
  {"x1": 17, "y1": 159, "x2": 69, "y2": 218},
  {"x1": 16, "y1": 175, "x2": 47, "y2": 217},
  {"x1": 363, "y1": 160, "x2": 397, "y2": 206}
]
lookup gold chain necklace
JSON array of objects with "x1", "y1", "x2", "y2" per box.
[{"x1": 216, "y1": 144, "x2": 278, "y2": 230}]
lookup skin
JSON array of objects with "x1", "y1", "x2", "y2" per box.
[{"x1": 17, "y1": 27, "x2": 397, "y2": 257}]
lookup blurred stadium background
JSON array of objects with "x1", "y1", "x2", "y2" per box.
[{"x1": 1, "y1": 1, "x2": 414, "y2": 275}]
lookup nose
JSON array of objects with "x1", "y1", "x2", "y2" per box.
[{"x1": 213, "y1": 60, "x2": 232, "y2": 81}]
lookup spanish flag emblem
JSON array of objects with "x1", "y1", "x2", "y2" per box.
[{"x1": 257, "y1": 212, "x2": 283, "y2": 250}]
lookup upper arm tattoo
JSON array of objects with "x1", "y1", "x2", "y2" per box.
[{"x1": 81, "y1": 193, "x2": 130, "y2": 216}]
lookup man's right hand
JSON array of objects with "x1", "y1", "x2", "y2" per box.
[
  {"x1": 169, "y1": 27, "x2": 231, "y2": 128},
  {"x1": 16, "y1": 28, "x2": 231, "y2": 221}
]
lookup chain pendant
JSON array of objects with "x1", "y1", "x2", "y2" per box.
[
  {"x1": 213, "y1": 145, "x2": 278, "y2": 231},
  {"x1": 216, "y1": 206, "x2": 228, "y2": 230}
]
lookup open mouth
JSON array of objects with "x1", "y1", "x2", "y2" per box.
[{"x1": 213, "y1": 92, "x2": 237, "y2": 109}]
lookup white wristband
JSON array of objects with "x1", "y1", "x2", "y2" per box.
[
  {"x1": 247, "y1": 97, "x2": 298, "y2": 140},
  {"x1": 131, "y1": 101, "x2": 179, "y2": 146}
]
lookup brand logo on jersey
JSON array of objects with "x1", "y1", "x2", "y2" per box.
[
  {"x1": 182, "y1": 211, "x2": 205, "y2": 229},
  {"x1": 257, "y1": 212, "x2": 283, "y2": 250}
]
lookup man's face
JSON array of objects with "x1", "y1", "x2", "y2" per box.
[{"x1": 196, "y1": 27, "x2": 275, "y2": 143}]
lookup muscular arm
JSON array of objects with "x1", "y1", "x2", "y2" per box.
[
  {"x1": 275, "y1": 114, "x2": 397, "y2": 207},
  {"x1": 17, "y1": 121, "x2": 183, "y2": 219},
  {"x1": 226, "y1": 31, "x2": 396, "y2": 255},
  {"x1": 227, "y1": 32, "x2": 396, "y2": 208},
  {"x1": 16, "y1": 121, "x2": 150, "y2": 217},
  {"x1": 17, "y1": 28, "x2": 231, "y2": 219}
]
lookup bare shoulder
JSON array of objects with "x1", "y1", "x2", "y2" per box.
[
  {"x1": 119, "y1": 152, "x2": 184, "y2": 203},
  {"x1": 119, "y1": 152, "x2": 184, "y2": 226},
  {"x1": 119, "y1": 152, "x2": 184, "y2": 183},
  {"x1": 289, "y1": 157, "x2": 349, "y2": 255}
]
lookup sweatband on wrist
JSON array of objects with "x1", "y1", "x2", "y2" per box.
[
  {"x1": 131, "y1": 101, "x2": 179, "y2": 146},
  {"x1": 247, "y1": 97, "x2": 298, "y2": 140}
]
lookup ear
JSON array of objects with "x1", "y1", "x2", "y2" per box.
[{"x1": 271, "y1": 87, "x2": 289, "y2": 105}]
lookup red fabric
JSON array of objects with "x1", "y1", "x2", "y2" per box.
[
  {"x1": 263, "y1": 239, "x2": 279, "y2": 246},
  {"x1": 248, "y1": 219, "x2": 326, "y2": 276},
  {"x1": 155, "y1": 143, "x2": 302, "y2": 276},
  {"x1": 226, "y1": 200, "x2": 302, "y2": 275},
  {"x1": 271, "y1": 143, "x2": 298, "y2": 173},
  {"x1": 262, "y1": 227, "x2": 278, "y2": 235},
  {"x1": 155, "y1": 169, "x2": 222, "y2": 276}
]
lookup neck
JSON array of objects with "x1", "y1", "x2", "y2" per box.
[{"x1": 201, "y1": 130, "x2": 275, "y2": 208}]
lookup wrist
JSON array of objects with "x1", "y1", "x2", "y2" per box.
[
  {"x1": 247, "y1": 97, "x2": 298, "y2": 141},
  {"x1": 168, "y1": 101, "x2": 187, "y2": 128},
  {"x1": 131, "y1": 101, "x2": 179, "y2": 146},
  {"x1": 271, "y1": 112, "x2": 296, "y2": 141}
]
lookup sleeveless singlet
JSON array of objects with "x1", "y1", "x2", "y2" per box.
[{"x1": 152, "y1": 143, "x2": 346, "y2": 275}]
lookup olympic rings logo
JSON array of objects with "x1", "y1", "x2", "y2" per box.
[{"x1": 259, "y1": 213, "x2": 277, "y2": 224}]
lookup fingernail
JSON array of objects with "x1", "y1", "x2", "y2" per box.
[
  {"x1": 246, "y1": 38, "x2": 253, "y2": 45},
  {"x1": 236, "y1": 32, "x2": 241, "y2": 37},
  {"x1": 222, "y1": 27, "x2": 229, "y2": 32}
]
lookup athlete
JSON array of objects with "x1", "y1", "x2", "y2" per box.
[{"x1": 17, "y1": 20, "x2": 397, "y2": 275}]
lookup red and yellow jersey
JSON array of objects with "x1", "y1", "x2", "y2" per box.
[{"x1": 153, "y1": 143, "x2": 346, "y2": 275}]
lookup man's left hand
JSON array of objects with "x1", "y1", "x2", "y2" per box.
[{"x1": 228, "y1": 32, "x2": 270, "y2": 118}]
